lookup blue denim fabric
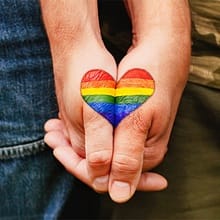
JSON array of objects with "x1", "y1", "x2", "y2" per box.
[
  {"x1": 0, "y1": 1, "x2": 91, "y2": 219},
  {"x1": 0, "y1": 0, "x2": 58, "y2": 149},
  {"x1": 0, "y1": 149, "x2": 75, "y2": 220}
]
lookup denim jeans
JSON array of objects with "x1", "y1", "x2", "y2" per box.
[
  {"x1": 0, "y1": 1, "x2": 101, "y2": 219},
  {"x1": 0, "y1": 0, "x2": 57, "y2": 149}
]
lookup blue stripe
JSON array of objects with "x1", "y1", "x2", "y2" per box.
[
  {"x1": 114, "y1": 103, "x2": 141, "y2": 127},
  {"x1": 88, "y1": 102, "x2": 115, "y2": 126}
]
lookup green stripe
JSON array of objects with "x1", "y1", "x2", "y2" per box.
[
  {"x1": 116, "y1": 95, "x2": 149, "y2": 104},
  {"x1": 83, "y1": 95, "x2": 115, "y2": 103}
]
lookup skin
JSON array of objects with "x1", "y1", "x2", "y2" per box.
[{"x1": 41, "y1": 0, "x2": 191, "y2": 203}]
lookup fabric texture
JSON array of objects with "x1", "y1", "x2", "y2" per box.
[
  {"x1": 0, "y1": 149, "x2": 75, "y2": 220},
  {"x1": 189, "y1": 0, "x2": 220, "y2": 89},
  {"x1": 0, "y1": 0, "x2": 58, "y2": 150}
]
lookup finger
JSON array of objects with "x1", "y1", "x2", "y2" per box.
[
  {"x1": 83, "y1": 104, "x2": 113, "y2": 192},
  {"x1": 44, "y1": 130, "x2": 70, "y2": 150},
  {"x1": 136, "y1": 172, "x2": 168, "y2": 191},
  {"x1": 44, "y1": 118, "x2": 65, "y2": 132},
  {"x1": 44, "y1": 117, "x2": 72, "y2": 141},
  {"x1": 142, "y1": 143, "x2": 168, "y2": 171},
  {"x1": 53, "y1": 146, "x2": 92, "y2": 188},
  {"x1": 109, "y1": 107, "x2": 152, "y2": 203},
  {"x1": 141, "y1": 100, "x2": 172, "y2": 171}
]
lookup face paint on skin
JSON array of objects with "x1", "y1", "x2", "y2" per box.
[{"x1": 81, "y1": 69, "x2": 155, "y2": 127}]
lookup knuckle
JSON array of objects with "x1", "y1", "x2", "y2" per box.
[
  {"x1": 87, "y1": 150, "x2": 112, "y2": 168},
  {"x1": 113, "y1": 154, "x2": 141, "y2": 175}
]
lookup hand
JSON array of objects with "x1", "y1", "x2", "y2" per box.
[
  {"x1": 44, "y1": 118, "x2": 168, "y2": 194},
  {"x1": 40, "y1": 0, "x2": 117, "y2": 192},
  {"x1": 108, "y1": 34, "x2": 190, "y2": 202},
  {"x1": 51, "y1": 46, "x2": 117, "y2": 193},
  {"x1": 105, "y1": 0, "x2": 191, "y2": 202}
]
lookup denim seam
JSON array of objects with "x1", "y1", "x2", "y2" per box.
[{"x1": 0, "y1": 139, "x2": 48, "y2": 160}]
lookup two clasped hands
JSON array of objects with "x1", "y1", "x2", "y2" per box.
[{"x1": 40, "y1": 0, "x2": 191, "y2": 203}]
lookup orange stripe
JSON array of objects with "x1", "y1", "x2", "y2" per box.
[
  {"x1": 81, "y1": 80, "x2": 116, "y2": 89},
  {"x1": 117, "y1": 79, "x2": 154, "y2": 89}
]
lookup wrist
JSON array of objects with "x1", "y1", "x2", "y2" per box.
[
  {"x1": 41, "y1": 0, "x2": 102, "y2": 49},
  {"x1": 132, "y1": 28, "x2": 191, "y2": 50},
  {"x1": 125, "y1": 0, "x2": 191, "y2": 47}
]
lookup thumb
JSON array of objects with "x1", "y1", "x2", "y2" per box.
[
  {"x1": 81, "y1": 69, "x2": 116, "y2": 192},
  {"x1": 83, "y1": 104, "x2": 113, "y2": 192},
  {"x1": 109, "y1": 108, "x2": 152, "y2": 203},
  {"x1": 137, "y1": 172, "x2": 168, "y2": 191},
  {"x1": 108, "y1": 68, "x2": 155, "y2": 203}
]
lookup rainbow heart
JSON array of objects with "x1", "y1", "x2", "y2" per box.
[{"x1": 81, "y1": 69, "x2": 155, "y2": 127}]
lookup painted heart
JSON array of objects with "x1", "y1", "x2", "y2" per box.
[{"x1": 81, "y1": 69, "x2": 155, "y2": 127}]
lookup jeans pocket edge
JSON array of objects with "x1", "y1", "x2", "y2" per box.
[{"x1": 0, "y1": 139, "x2": 48, "y2": 160}]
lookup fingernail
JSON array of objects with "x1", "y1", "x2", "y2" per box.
[
  {"x1": 110, "y1": 181, "x2": 131, "y2": 203},
  {"x1": 93, "y1": 175, "x2": 109, "y2": 192}
]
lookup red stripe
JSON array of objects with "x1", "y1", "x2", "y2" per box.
[
  {"x1": 82, "y1": 70, "x2": 114, "y2": 82},
  {"x1": 122, "y1": 69, "x2": 153, "y2": 80}
]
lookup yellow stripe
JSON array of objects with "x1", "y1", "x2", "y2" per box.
[
  {"x1": 81, "y1": 88, "x2": 115, "y2": 96},
  {"x1": 115, "y1": 87, "x2": 154, "y2": 96},
  {"x1": 81, "y1": 87, "x2": 154, "y2": 96}
]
